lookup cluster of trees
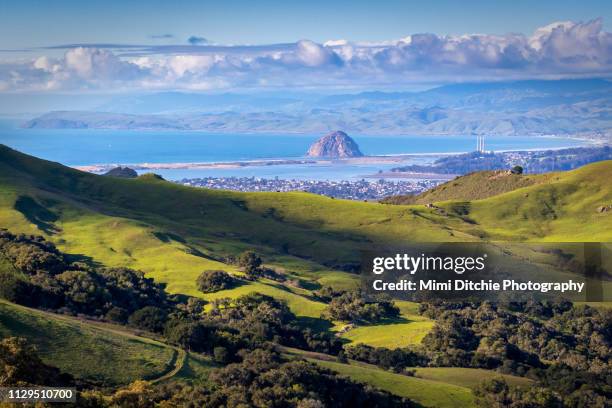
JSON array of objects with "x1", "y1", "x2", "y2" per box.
[
  {"x1": 77, "y1": 348, "x2": 412, "y2": 407},
  {"x1": 0, "y1": 231, "x2": 343, "y2": 360},
  {"x1": 418, "y1": 300, "x2": 610, "y2": 376},
  {"x1": 474, "y1": 374, "x2": 609, "y2": 408},
  {"x1": 204, "y1": 293, "x2": 343, "y2": 355},
  {"x1": 0, "y1": 230, "x2": 170, "y2": 323},
  {"x1": 163, "y1": 318, "x2": 246, "y2": 364},
  {"x1": 3, "y1": 229, "x2": 610, "y2": 406},
  {"x1": 323, "y1": 289, "x2": 400, "y2": 324},
  {"x1": 343, "y1": 344, "x2": 426, "y2": 372},
  {"x1": 123, "y1": 292, "x2": 343, "y2": 368},
  {"x1": 474, "y1": 378, "x2": 561, "y2": 407},
  {"x1": 313, "y1": 285, "x2": 345, "y2": 302},
  {"x1": 117, "y1": 290, "x2": 344, "y2": 363},
  {"x1": 0, "y1": 230, "x2": 409, "y2": 405},
  {"x1": 0, "y1": 230, "x2": 66, "y2": 274},
  {"x1": 426, "y1": 301, "x2": 610, "y2": 406},
  {"x1": 197, "y1": 249, "x2": 291, "y2": 294},
  {"x1": 341, "y1": 300, "x2": 611, "y2": 406}
]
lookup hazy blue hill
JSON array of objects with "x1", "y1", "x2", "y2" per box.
[
  {"x1": 22, "y1": 79, "x2": 612, "y2": 137},
  {"x1": 311, "y1": 79, "x2": 612, "y2": 107},
  {"x1": 23, "y1": 111, "x2": 185, "y2": 130},
  {"x1": 418, "y1": 79, "x2": 612, "y2": 111},
  {"x1": 423, "y1": 78, "x2": 612, "y2": 96}
]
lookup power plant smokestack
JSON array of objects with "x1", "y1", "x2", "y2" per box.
[{"x1": 476, "y1": 135, "x2": 486, "y2": 153}]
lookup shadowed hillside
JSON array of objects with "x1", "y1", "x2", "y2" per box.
[{"x1": 1, "y1": 144, "x2": 611, "y2": 265}]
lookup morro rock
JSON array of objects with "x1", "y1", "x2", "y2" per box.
[{"x1": 306, "y1": 130, "x2": 363, "y2": 158}]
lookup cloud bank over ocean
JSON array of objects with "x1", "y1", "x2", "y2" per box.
[{"x1": 1, "y1": 19, "x2": 610, "y2": 92}]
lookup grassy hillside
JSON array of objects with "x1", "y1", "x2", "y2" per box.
[
  {"x1": 0, "y1": 145, "x2": 463, "y2": 321},
  {"x1": 336, "y1": 301, "x2": 434, "y2": 347},
  {"x1": 281, "y1": 346, "x2": 532, "y2": 407},
  {"x1": 170, "y1": 352, "x2": 217, "y2": 385},
  {"x1": 0, "y1": 144, "x2": 467, "y2": 262},
  {"x1": 382, "y1": 170, "x2": 550, "y2": 204},
  {"x1": 0, "y1": 144, "x2": 610, "y2": 330},
  {"x1": 411, "y1": 367, "x2": 532, "y2": 390},
  {"x1": 1, "y1": 145, "x2": 609, "y2": 405},
  {"x1": 382, "y1": 162, "x2": 612, "y2": 241},
  {"x1": 462, "y1": 161, "x2": 612, "y2": 241},
  {"x1": 1, "y1": 145, "x2": 609, "y2": 266},
  {"x1": 0, "y1": 300, "x2": 175, "y2": 386},
  {"x1": 312, "y1": 359, "x2": 476, "y2": 408}
]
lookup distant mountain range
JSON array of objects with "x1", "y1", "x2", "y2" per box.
[{"x1": 23, "y1": 79, "x2": 612, "y2": 138}]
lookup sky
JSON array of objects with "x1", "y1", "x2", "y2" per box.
[
  {"x1": 0, "y1": 0, "x2": 611, "y2": 95},
  {"x1": 2, "y1": 0, "x2": 611, "y2": 47}
]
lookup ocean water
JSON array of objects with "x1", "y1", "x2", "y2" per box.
[{"x1": 0, "y1": 124, "x2": 585, "y2": 181}]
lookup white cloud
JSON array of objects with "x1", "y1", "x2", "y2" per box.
[
  {"x1": 167, "y1": 55, "x2": 216, "y2": 76},
  {"x1": 1, "y1": 19, "x2": 610, "y2": 92},
  {"x1": 63, "y1": 47, "x2": 144, "y2": 80},
  {"x1": 33, "y1": 56, "x2": 58, "y2": 72},
  {"x1": 295, "y1": 40, "x2": 333, "y2": 66},
  {"x1": 531, "y1": 19, "x2": 611, "y2": 64},
  {"x1": 323, "y1": 39, "x2": 348, "y2": 47},
  {"x1": 530, "y1": 21, "x2": 575, "y2": 50}
]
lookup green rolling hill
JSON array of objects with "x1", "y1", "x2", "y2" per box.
[
  {"x1": 457, "y1": 161, "x2": 612, "y2": 241},
  {"x1": 0, "y1": 145, "x2": 611, "y2": 403},
  {"x1": 0, "y1": 300, "x2": 177, "y2": 386},
  {"x1": 0, "y1": 144, "x2": 610, "y2": 319},
  {"x1": 384, "y1": 163, "x2": 612, "y2": 241},
  {"x1": 381, "y1": 170, "x2": 551, "y2": 204}
]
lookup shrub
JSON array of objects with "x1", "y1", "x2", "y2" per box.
[
  {"x1": 511, "y1": 165, "x2": 524, "y2": 174},
  {"x1": 128, "y1": 306, "x2": 167, "y2": 333},
  {"x1": 196, "y1": 270, "x2": 236, "y2": 293},
  {"x1": 238, "y1": 250, "x2": 262, "y2": 273},
  {"x1": 164, "y1": 320, "x2": 218, "y2": 352},
  {"x1": 105, "y1": 306, "x2": 128, "y2": 323}
]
